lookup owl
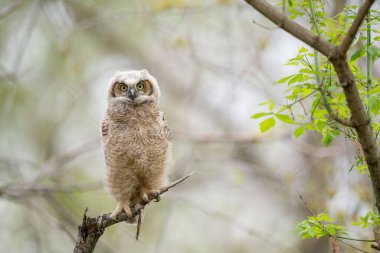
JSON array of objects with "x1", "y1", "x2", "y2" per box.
[{"x1": 101, "y1": 69, "x2": 172, "y2": 221}]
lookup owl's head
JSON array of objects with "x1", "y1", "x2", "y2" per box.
[{"x1": 107, "y1": 70, "x2": 160, "y2": 105}]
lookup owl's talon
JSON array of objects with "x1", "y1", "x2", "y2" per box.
[
  {"x1": 110, "y1": 211, "x2": 120, "y2": 220},
  {"x1": 141, "y1": 193, "x2": 149, "y2": 202},
  {"x1": 110, "y1": 203, "x2": 124, "y2": 220},
  {"x1": 123, "y1": 205, "x2": 132, "y2": 217},
  {"x1": 140, "y1": 190, "x2": 161, "y2": 202},
  {"x1": 148, "y1": 190, "x2": 160, "y2": 201},
  {"x1": 153, "y1": 195, "x2": 161, "y2": 202}
]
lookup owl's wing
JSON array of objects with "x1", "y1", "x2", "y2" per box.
[
  {"x1": 161, "y1": 113, "x2": 172, "y2": 141},
  {"x1": 101, "y1": 118, "x2": 109, "y2": 138}
]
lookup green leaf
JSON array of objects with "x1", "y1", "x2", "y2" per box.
[
  {"x1": 321, "y1": 131, "x2": 333, "y2": 146},
  {"x1": 296, "y1": 212, "x2": 345, "y2": 240},
  {"x1": 294, "y1": 125, "x2": 306, "y2": 138},
  {"x1": 259, "y1": 117, "x2": 276, "y2": 133},
  {"x1": 276, "y1": 75, "x2": 293, "y2": 84},
  {"x1": 268, "y1": 100, "x2": 275, "y2": 112},
  {"x1": 275, "y1": 114, "x2": 295, "y2": 124},
  {"x1": 368, "y1": 45, "x2": 379, "y2": 63},
  {"x1": 352, "y1": 211, "x2": 380, "y2": 228},
  {"x1": 352, "y1": 221, "x2": 362, "y2": 226},
  {"x1": 299, "y1": 46, "x2": 308, "y2": 53},
  {"x1": 251, "y1": 112, "x2": 271, "y2": 119},
  {"x1": 368, "y1": 95, "x2": 380, "y2": 115},
  {"x1": 368, "y1": 45, "x2": 379, "y2": 55},
  {"x1": 368, "y1": 85, "x2": 380, "y2": 95},
  {"x1": 316, "y1": 213, "x2": 335, "y2": 222},
  {"x1": 315, "y1": 119, "x2": 326, "y2": 131},
  {"x1": 350, "y1": 45, "x2": 365, "y2": 62},
  {"x1": 288, "y1": 74, "x2": 301, "y2": 85}
]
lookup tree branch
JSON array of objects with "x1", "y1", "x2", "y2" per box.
[
  {"x1": 244, "y1": 0, "x2": 380, "y2": 248},
  {"x1": 338, "y1": 0, "x2": 376, "y2": 53},
  {"x1": 244, "y1": 0, "x2": 335, "y2": 57},
  {"x1": 72, "y1": 172, "x2": 194, "y2": 253}
]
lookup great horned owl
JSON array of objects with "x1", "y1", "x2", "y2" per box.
[{"x1": 101, "y1": 69, "x2": 171, "y2": 220}]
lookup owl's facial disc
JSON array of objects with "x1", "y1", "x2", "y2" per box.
[{"x1": 111, "y1": 80, "x2": 157, "y2": 105}]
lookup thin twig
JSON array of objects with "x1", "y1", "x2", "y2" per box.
[
  {"x1": 318, "y1": 86, "x2": 354, "y2": 127},
  {"x1": 336, "y1": 236, "x2": 375, "y2": 243},
  {"x1": 277, "y1": 90, "x2": 317, "y2": 114},
  {"x1": 252, "y1": 19, "x2": 273, "y2": 30},
  {"x1": 339, "y1": 0, "x2": 375, "y2": 53},
  {"x1": 302, "y1": 53, "x2": 353, "y2": 127},
  {"x1": 244, "y1": 0, "x2": 335, "y2": 56},
  {"x1": 0, "y1": 182, "x2": 102, "y2": 199}
]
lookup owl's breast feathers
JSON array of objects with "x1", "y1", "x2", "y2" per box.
[{"x1": 102, "y1": 102, "x2": 171, "y2": 168}]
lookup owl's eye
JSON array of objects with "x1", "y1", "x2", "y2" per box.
[
  {"x1": 136, "y1": 82, "x2": 144, "y2": 91},
  {"x1": 119, "y1": 83, "x2": 128, "y2": 92}
]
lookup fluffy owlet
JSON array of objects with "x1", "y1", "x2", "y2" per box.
[{"x1": 101, "y1": 69, "x2": 171, "y2": 220}]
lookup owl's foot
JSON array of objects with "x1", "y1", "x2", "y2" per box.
[
  {"x1": 123, "y1": 205, "x2": 133, "y2": 218},
  {"x1": 109, "y1": 204, "x2": 122, "y2": 220},
  {"x1": 141, "y1": 190, "x2": 161, "y2": 202},
  {"x1": 109, "y1": 203, "x2": 132, "y2": 220}
]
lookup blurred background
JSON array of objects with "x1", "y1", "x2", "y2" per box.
[{"x1": 0, "y1": 0, "x2": 374, "y2": 252}]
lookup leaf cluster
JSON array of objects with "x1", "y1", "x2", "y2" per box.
[
  {"x1": 353, "y1": 211, "x2": 380, "y2": 228},
  {"x1": 296, "y1": 213, "x2": 347, "y2": 239},
  {"x1": 253, "y1": 2, "x2": 380, "y2": 170}
]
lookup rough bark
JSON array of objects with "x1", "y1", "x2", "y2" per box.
[{"x1": 244, "y1": 0, "x2": 379, "y2": 247}]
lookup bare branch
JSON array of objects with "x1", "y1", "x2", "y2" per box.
[
  {"x1": 0, "y1": 182, "x2": 102, "y2": 199},
  {"x1": 244, "y1": 0, "x2": 335, "y2": 57},
  {"x1": 73, "y1": 172, "x2": 194, "y2": 253},
  {"x1": 32, "y1": 139, "x2": 100, "y2": 182},
  {"x1": 0, "y1": 0, "x2": 23, "y2": 19},
  {"x1": 175, "y1": 132, "x2": 264, "y2": 144},
  {"x1": 338, "y1": 0, "x2": 376, "y2": 53}
]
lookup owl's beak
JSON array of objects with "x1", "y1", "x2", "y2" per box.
[{"x1": 127, "y1": 88, "x2": 137, "y2": 101}]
